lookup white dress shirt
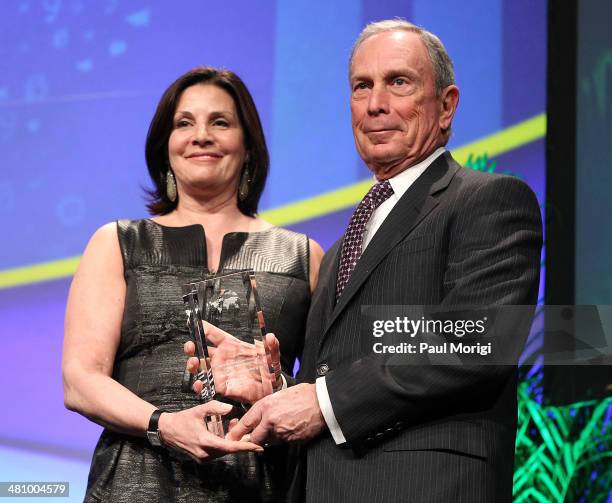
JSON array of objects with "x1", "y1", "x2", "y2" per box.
[{"x1": 316, "y1": 147, "x2": 446, "y2": 445}]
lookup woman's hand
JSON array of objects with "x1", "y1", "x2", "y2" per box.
[
  {"x1": 158, "y1": 401, "x2": 263, "y2": 462},
  {"x1": 184, "y1": 326, "x2": 282, "y2": 404}
]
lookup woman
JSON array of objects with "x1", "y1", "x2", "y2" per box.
[{"x1": 62, "y1": 67, "x2": 324, "y2": 502}]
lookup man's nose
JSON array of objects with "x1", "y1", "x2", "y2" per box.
[{"x1": 367, "y1": 85, "x2": 390, "y2": 115}]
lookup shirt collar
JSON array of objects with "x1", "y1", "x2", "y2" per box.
[{"x1": 386, "y1": 147, "x2": 446, "y2": 201}]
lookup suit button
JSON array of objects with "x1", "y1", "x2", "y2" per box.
[
  {"x1": 375, "y1": 432, "x2": 385, "y2": 440},
  {"x1": 385, "y1": 427, "x2": 394, "y2": 434},
  {"x1": 316, "y1": 363, "x2": 329, "y2": 376}
]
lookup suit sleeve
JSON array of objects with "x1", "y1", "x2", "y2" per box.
[{"x1": 324, "y1": 175, "x2": 543, "y2": 452}]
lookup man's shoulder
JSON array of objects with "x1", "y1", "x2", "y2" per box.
[
  {"x1": 450, "y1": 160, "x2": 511, "y2": 186},
  {"x1": 448, "y1": 159, "x2": 535, "y2": 198},
  {"x1": 433, "y1": 155, "x2": 539, "y2": 219}
]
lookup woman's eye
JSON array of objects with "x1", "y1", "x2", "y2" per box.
[
  {"x1": 213, "y1": 119, "x2": 229, "y2": 128},
  {"x1": 175, "y1": 119, "x2": 191, "y2": 128}
]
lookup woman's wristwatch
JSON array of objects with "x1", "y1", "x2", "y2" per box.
[{"x1": 146, "y1": 409, "x2": 165, "y2": 447}]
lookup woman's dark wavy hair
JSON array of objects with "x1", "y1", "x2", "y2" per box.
[{"x1": 145, "y1": 67, "x2": 269, "y2": 216}]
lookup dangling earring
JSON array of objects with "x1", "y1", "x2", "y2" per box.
[
  {"x1": 238, "y1": 159, "x2": 251, "y2": 202},
  {"x1": 166, "y1": 169, "x2": 177, "y2": 203}
]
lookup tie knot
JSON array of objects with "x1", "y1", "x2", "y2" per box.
[{"x1": 363, "y1": 180, "x2": 394, "y2": 210}]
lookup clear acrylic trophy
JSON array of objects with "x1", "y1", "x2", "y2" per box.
[{"x1": 182, "y1": 269, "x2": 276, "y2": 437}]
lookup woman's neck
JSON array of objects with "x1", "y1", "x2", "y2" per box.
[{"x1": 155, "y1": 191, "x2": 265, "y2": 233}]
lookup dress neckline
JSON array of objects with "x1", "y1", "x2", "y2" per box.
[
  {"x1": 146, "y1": 218, "x2": 277, "y2": 236},
  {"x1": 146, "y1": 218, "x2": 277, "y2": 272}
]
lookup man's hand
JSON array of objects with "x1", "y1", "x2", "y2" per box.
[
  {"x1": 184, "y1": 325, "x2": 282, "y2": 404},
  {"x1": 225, "y1": 383, "x2": 327, "y2": 445}
]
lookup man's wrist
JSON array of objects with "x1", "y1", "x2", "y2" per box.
[{"x1": 315, "y1": 377, "x2": 347, "y2": 444}]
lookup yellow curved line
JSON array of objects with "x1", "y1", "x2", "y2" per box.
[
  {"x1": 0, "y1": 256, "x2": 81, "y2": 289},
  {"x1": 261, "y1": 113, "x2": 546, "y2": 226},
  {"x1": 0, "y1": 113, "x2": 546, "y2": 290}
]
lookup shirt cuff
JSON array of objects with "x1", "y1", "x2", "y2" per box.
[
  {"x1": 279, "y1": 374, "x2": 288, "y2": 390},
  {"x1": 315, "y1": 376, "x2": 347, "y2": 445}
]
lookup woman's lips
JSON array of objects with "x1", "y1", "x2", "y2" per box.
[{"x1": 186, "y1": 152, "x2": 223, "y2": 160}]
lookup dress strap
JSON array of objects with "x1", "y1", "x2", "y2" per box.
[
  {"x1": 116, "y1": 219, "x2": 207, "y2": 272},
  {"x1": 220, "y1": 228, "x2": 310, "y2": 281}
]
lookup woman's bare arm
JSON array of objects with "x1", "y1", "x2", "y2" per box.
[
  {"x1": 62, "y1": 223, "x2": 261, "y2": 460},
  {"x1": 308, "y1": 238, "x2": 325, "y2": 293}
]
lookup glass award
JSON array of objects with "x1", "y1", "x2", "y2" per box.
[
  {"x1": 182, "y1": 287, "x2": 224, "y2": 437},
  {"x1": 182, "y1": 269, "x2": 276, "y2": 437}
]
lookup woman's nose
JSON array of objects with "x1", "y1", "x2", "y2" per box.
[{"x1": 192, "y1": 124, "x2": 212, "y2": 145}]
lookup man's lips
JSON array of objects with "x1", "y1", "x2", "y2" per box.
[
  {"x1": 364, "y1": 127, "x2": 399, "y2": 134},
  {"x1": 364, "y1": 128, "x2": 399, "y2": 141}
]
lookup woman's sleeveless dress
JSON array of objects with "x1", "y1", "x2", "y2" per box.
[{"x1": 84, "y1": 219, "x2": 311, "y2": 502}]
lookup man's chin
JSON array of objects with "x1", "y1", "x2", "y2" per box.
[
  {"x1": 365, "y1": 150, "x2": 403, "y2": 168},
  {"x1": 369, "y1": 163, "x2": 404, "y2": 181}
]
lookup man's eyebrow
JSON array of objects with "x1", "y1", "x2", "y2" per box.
[
  {"x1": 350, "y1": 67, "x2": 420, "y2": 83},
  {"x1": 383, "y1": 67, "x2": 419, "y2": 79},
  {"x1": 350, "y1": 73, "x2": 371, "y2": 83}
]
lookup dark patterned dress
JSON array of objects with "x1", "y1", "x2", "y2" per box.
[{"x1": 84, "y1": 219, "x2": 311, "y2": 502}]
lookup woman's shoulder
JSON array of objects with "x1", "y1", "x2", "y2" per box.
[
  {"x1": 258, "y1": 226, "x2": 314, "y2": 256},
  {"x1": 116, "y1": 218, "x2": 155, "y2": 234},
  {"x1": 75, "y1": 222, "x2": 124, "y2": 280},
  {"x1": 86, "y1": 221, "x2": 121, "y2": 249},
  {"x1": 114, "y1": 219, "x2": 153, "y2": 253},
  {"x1": 252, "y1": 219, "x2": 324, "y2": 263},
  {"x1": 252, "y1": 218, "x2": 309, "y2": 242}
]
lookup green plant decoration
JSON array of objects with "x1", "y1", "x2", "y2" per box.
[
  {"x1": 465, "y1": 153, "x2": 498, "y2": 173},
  {"x1": 513, "y1": 381, "x2": 611, "y2": 502}
]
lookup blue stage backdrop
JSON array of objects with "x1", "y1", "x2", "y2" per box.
[{"x1": 0, "y1": 1, "x2": 546, "y2": 500}]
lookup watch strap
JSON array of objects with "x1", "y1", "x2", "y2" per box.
[{"x1": 146, "y1": 409, "x2": 165, "y2": 447}]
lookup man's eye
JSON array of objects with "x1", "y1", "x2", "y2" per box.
[
  {"x1": 353, "y1": 82, "x2": 369, "y2": 92},
  {"x1": 392, "y1": 78, "x2": 407, "y2": 86}
]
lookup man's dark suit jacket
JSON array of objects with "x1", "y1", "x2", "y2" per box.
[{"x1": 295, "y1": 152, "x2": 543, "y2": 502}]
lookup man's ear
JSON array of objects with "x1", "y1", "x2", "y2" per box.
[{"x1": 439, "y1": 85, "x2": 459, "y2": 132}]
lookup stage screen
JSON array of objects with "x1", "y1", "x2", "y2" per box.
[
  {"x1": 0, "y1": 1, "x2": 546, "y2": 500},
  {"x1": 576, "y1": 0, "x2": 612, "y2": 305}
]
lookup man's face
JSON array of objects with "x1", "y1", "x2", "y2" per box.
[{"x1": 350, "y1": 30, "x2": 458, "y2": 180}]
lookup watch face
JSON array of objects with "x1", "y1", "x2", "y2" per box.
[{"x1": 147, "y1": 430, "x2": 162, "y2": 447}]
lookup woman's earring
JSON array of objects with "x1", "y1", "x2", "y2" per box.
[
  {"x1": 166, "y1": 170, "x2": 177, "y2": 203},
  {"x1": 238, "y1": 157, "x2": 251, "y2": 202},
  {"x1": 238, "y1": 167, "x2": 251, "y2": 202}
]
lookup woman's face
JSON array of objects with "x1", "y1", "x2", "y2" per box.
[{"x1": 168, "y1": 84, "x2": 246, "y2": 199}]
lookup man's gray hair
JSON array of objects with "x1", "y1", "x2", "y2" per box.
[{"x1": 350, "y1": 19, "x2": 455, "y2": 95}]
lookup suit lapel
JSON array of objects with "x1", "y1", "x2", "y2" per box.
[
  {"x1": 301, "y1": 238, "x2": 342, "y2": 367},
  {"x1": 322, "y1": 152, "x2": 460, "y2": 338},
  {"x1": 312, "y1": 237, "x2": 342, "y2": 323}
]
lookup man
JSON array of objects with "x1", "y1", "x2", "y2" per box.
[{"x1": 228, "y1": 19, "x2": 542, "y2": 502}]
